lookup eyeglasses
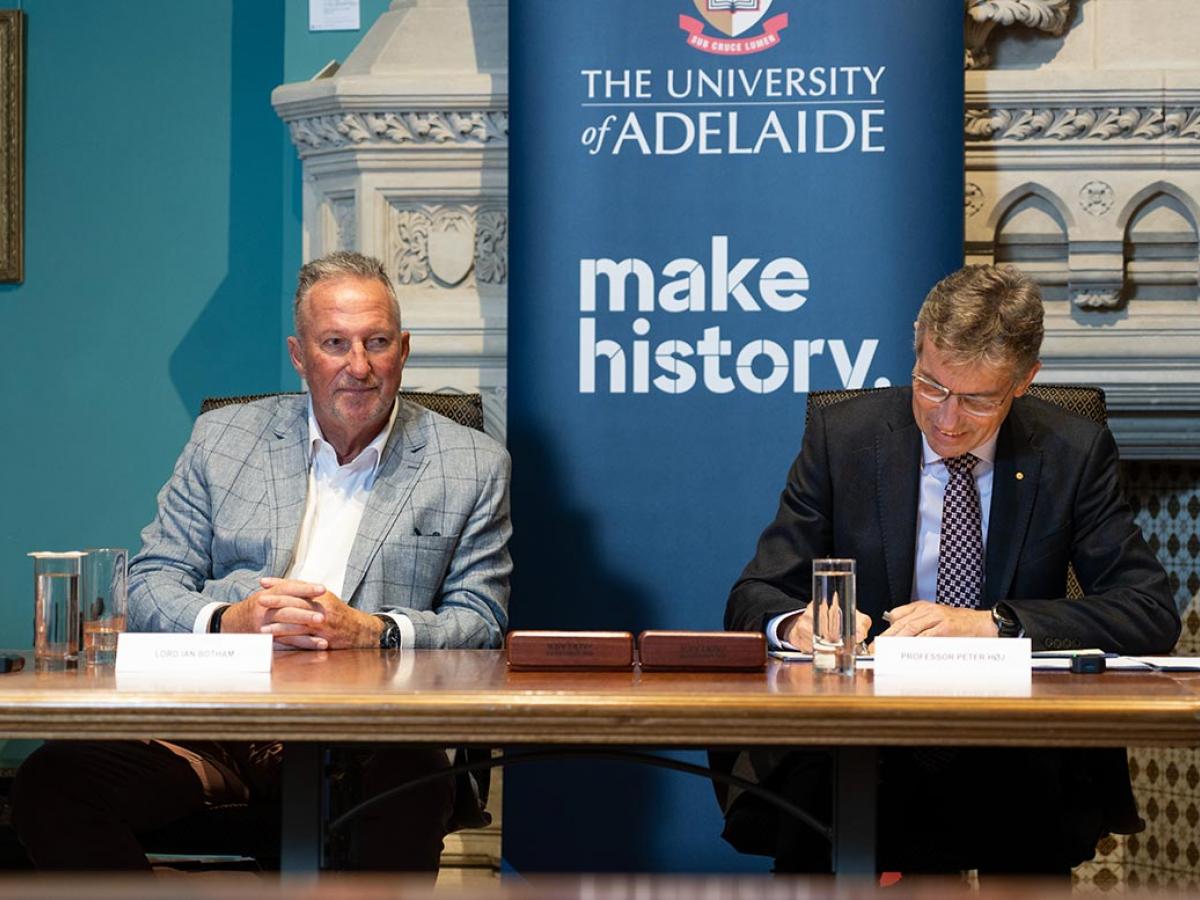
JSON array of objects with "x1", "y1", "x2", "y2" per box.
[{"x1": 912, "y1": 371, "x2": 1015, "y2": 418}]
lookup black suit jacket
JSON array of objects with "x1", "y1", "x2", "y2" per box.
[
  {"x1": 720, "y1": 388, "x2": 1179, "y2": 864},
  {"x1": 726, "y1": 387, "x2": 1178, "y2": 653}
]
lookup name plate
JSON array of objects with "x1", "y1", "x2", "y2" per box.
[
  {"x1": 506, "y1": 630, "x2": 634, "y2": 669},
  {"x1": 115, "y1": 633, "x2": 273, "y2": 674},
  {"x1": 638, "y1": 630, "x2": 766, "y2": 671},
  {"x1": 874, "y1": 637, "x2": 1031, "y2": 685}
]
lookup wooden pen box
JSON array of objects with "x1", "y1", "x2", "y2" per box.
[
  {"x1": 637, "y1": 631, "x2": 766, "y2": 671},
  {"x1": 506, "y1": 630, "x2": 635, "y2": 669}
]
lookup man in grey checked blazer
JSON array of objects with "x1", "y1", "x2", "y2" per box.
[
  {"x1": 129, "y1": 387, "x2": 510, "y2": 650},
  {"x1": 12, "y1": 251, "x2": 511, "y2": 873}
]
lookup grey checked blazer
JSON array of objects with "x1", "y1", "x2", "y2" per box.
[{"x1": 129, "y1": 394, "x2": 511, "y2": 648}]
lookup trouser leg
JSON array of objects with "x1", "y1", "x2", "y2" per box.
[
  {"x1": 11, "y1": 740, "x2": 207, "y2": 870},
  {"x1": 337, "y1": 746, "x2": 456, "y2": 873},
  {"x1": 767, "y1": 747, "x2": 1104, "y2": 876},
  {"x1": 879, "y1": 747, "x2": 1104, "y2": 875},
  {"x1": 771, "y1": 751, "x2": 835, "y2": 874}
]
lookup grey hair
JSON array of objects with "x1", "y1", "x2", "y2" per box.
[
  {"x1": 293, "y1": 251, "x2": 401, "y2": 335},
  {"x1": 914, "y1": 264, "x2": 1044, "y2": 378}
]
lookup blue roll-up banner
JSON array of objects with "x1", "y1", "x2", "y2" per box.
[{"x1": 508, "y1": 0, "x2": 964, "y2": 871}]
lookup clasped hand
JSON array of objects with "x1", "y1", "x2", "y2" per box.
[{"x1": 221, "y1": 577, "x2": 382, "y2": 650}]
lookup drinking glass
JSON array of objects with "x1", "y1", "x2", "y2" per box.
[
  {"x1": 30, "y1": 551, "x2": 84, "y2": 671},
  {"x1": 81, "y1": 548, "x2": 128, "y2": 667},
  {"x1": 811, "y1": 558, "x2": 856, "y2": 676}
]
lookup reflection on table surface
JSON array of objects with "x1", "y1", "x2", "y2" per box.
[
  {"x1": 0, "y1": 649, "x2": 1195, "y2": 698},
  {"x1": 0, "y1": 649, "x2": 1193, "y2": 747}
]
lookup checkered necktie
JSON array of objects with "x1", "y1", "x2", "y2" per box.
[{"x1": 936, "y1": 453, "x2": 984, "y2": 608}]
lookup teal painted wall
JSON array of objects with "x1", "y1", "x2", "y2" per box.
[{"x1": 0, "y1": 0, "x2": 389, "y2": 651}]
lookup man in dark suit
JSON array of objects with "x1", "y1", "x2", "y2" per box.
[{"x1": 723, "y1": 264, "x2": 1179, "y2": 875}]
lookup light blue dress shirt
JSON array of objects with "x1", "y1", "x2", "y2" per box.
[{"x1": 767, "y1": 433, "x2": 998, "y2": 649}]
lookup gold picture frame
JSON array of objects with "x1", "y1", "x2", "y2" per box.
[{"x1": 0, "y1": 10, "x2": 23, "y2": 283}]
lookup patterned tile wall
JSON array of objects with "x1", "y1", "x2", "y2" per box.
[{"x1": 1076, "y1": 462, "x2": 1200, "y2": 893}]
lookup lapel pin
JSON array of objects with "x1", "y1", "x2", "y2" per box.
[{"x1": 1015, "y1": 472, "x2": 1024, "y2": 480}]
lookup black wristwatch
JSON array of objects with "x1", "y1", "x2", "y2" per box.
[
  {"x1": 375, "y1": 614, "x2": 402, "y2": 650},
  {"x1": 209, "y1": 604, "x2": 230, "y2": 633},
  {"x1": 991, "y1": 603, "x2": 1022, "y2": 638}
]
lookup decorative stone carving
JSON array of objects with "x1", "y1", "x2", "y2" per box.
[
  {"x1": 427, "y1": 208, "x2": 475, "y2": 288},
  {"x1": 475, "y1": 210, "x2": 508, "y2": 285},
  {"x1": 1169, "y1": 109, "x2": 1200, "y2": 138},
  {"x1": 1080, "y1": 181, "x2": 1114, "y2": 217},
  {"x1": 393, "y1": 209, "x2": 431, "y2": 285},
  {"x1": 388, "y1": 203, "x2": 509, "y2": 290},
  {"x1": 1071, "y1": 288, "x2": 1123, "y2": 310},
  {"x1": 965, "y1": 183, "x2": 985, "y2": 217},
  {"x1": 964, "y1": 0, "x2": 1072, "y2": 70},
  {"x1": 287, "y1": 111, "x2": 508, "y2": 155},
  {"x1": 964, "y1": 107, "x2": 1200, "y2": 142}
]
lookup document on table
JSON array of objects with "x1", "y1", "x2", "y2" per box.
[
  {"x1": 1031, "y1": 657, "x2": 1149, "y2": 671},
  {"x1": 770, "y1": 650, "x2": 873, "y2": 667},
  {"x1": 1127, "y1": 656, "x2": 1200, "y2": 671},
  {"x1": 1030, "y1": 651, "x2": 1200, "y2": 671},
  {"x1": 770, "y1": 650, "x2": 1200, "y2": 671}
]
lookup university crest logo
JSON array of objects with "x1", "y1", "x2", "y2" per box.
[{"x1": 679, "y1": 0, "x2": 789, "y2": 56}]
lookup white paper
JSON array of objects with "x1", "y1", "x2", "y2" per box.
[
  {"x1": 1032, "y1": 658, "x2": 1075, "y2": 670},
  {"x1": 770, "y1": 650, "x2": 874, "y2": 663},
  {"x1": 773, "y1": 647, "x2": 1159, "y2": 674},
  {"x1": 1129, "y1": 656, "x2": 1200, "y2": 671},
  {"x1": 1106, "y1": 657, "x2": 1155, "y2": 670},
  {"x1": 1032, "y1": 657, "x2": 1154, "y2": 671},
  {"x1": 115, "y1": 633, "x2": 273, "y2": 674},
  {"x1": 309, "y1": 0, "x2": 360, "y2": 32}
]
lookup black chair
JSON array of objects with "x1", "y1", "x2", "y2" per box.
[
  {"x1": 805, "y1": 382, "x2": 1108, "y2": 600},
  {"x1": 805, "y1": 383, "x2": 1106, "y2": 429},
  {"x1": 144, "y1": 389, "x2": 492, "y2": 870}
]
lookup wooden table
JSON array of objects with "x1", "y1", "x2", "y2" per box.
[
  {"x1": 0, "y1": 872, "x2": 1079, "y2": 899},
  {"x1": 3, "y1": 650, "x2": 1199, "y2": 875}
]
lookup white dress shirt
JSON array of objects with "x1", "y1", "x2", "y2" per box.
[
  {"x1": 766, "y1": 432, "x2": 998, "y2": 649},
  {"x1": 193, "y1": 399, "x2": 414, "y2": 647}
]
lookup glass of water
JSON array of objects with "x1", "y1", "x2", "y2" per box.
[
  {"x1": 30, "y1": 551, "x2": 84, "y2": 671},
  {"x1": 811, "y1": 558, "x2": 856, "y2": 676},
  {"x1": 81, "y1": 548, "x2": 128, "y2": 667}
]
